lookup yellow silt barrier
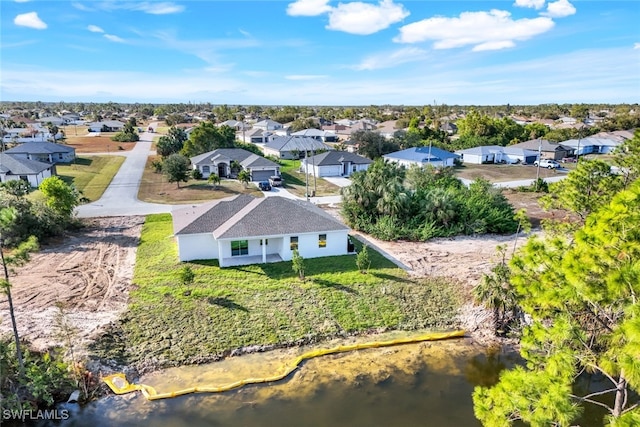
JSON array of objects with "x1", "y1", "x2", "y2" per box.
[{"x1": 102, "y1": 330, "x2": 465, "y2": 401}]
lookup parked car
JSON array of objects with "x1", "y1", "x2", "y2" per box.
[
  {"x1": 561, "y1": 157, "x2": 577, "y2": 163},
  {"x1": 534, "y1": 159, "x2": 561, "y2": 169},
  {"x1": 269, "y1": 175, "x2": 282, "y2": 187},
  {"x1": 258, "y1": 181, "x2": 271, "y2": 191}
]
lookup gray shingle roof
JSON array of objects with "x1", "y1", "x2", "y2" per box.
[
  {"x1": 173, "y1": 195, "x2": 348, "y2": 239},
  {"x1": 383, "y1": 147, "x2": 458, "y2": 162},
  {"x1": 4, "y1": 141, "x2": 75, "y2": 155},
  {"x1": 264, "y1": 136, "x2": 330, "y2": 152},
  {"x1": 305, "y1": 150, "x2": 372, "y2": 166},
  {"x1": 190, "y1": 148, "x2": 278, "y2": 169},
  {"x1": 0, "y1": 153, "x2": 52, "y2": 174}
]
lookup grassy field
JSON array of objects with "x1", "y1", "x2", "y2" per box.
[
  {"x1": 90, "y1": 214, "x2": 460, "y2": 367},
  {"x1": 56, "y1": 156, "x2": 125, "y2": 201},
  {"x1": 280, "y1": 159, "x2": 341, "y2": 197},
  {"x1": 454, "y1": 163, "x2": 566, "y2": 182},
  {"x1": 138, "y1": 155, "x2": 263, "y2": 203}
]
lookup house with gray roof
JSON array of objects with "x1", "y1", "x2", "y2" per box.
[
  {"x1": 3, "y1": 141, "x2": 76, "y2": 163},
  {"x1": 190, "y1": 148, "x2": 280, "y2": 182},
  {"x1": 300, "y1": 151, "x2": 372, "y2": 177},
  {"x1": 172, "y1": 194, "x2": 351, "y2": 265},
  {"x1": 291, "y1": 128, "x2": 338, "y2": 143},
  {"x1": 456, "y1": 145, "x2": 538, "y2": 164},
  {"x1": 509, "y1": 139, "x2": 572, "y2": 161},
  {"x1": 383, "y1": 147, "x2": 459, "y2": 168},
  {"x1": 262, "y1": 136, "x2": 333, "y2": 160},
  {"x1": 0, "y1": 153, "x2": 55, "y2": 187}
]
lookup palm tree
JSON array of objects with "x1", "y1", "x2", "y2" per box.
[
  {"x1": 208, "y1": 174, "x2": 221, "y2": 190},
  {"x1": 237, "y1": 170, "x2": 250, "y2": 188}
]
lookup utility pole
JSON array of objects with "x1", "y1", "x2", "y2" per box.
[
  {"x1": 0, "y1": 237, "x2": 25, "y2": 378},
  {"x1": 535, "y1": 137, "x2": 542, "y2": 181}
]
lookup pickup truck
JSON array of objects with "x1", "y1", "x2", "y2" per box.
[{"x1": 269, "y1": 176, "x2": 283, "y2": 187}]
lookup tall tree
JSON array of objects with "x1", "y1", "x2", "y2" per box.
[
  {"x1": 156, "y1": 126, "x2": 187, "y2": 158},
  {"x1": 163, "y1": 154, "x2": 191, "y2": 188},
  {"x1": 473, "y1": 179, "x2": 640, "y2": 426},
  {"x1": 181, "y1": 122, "x2": 235, "y2": 157},
  {"x1": 38, "y1": 176, "x2": 81, "y2": 218}
]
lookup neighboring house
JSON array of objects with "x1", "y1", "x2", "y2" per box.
[
  {"x1": 172, "y1": 194, "x2": 351, "y2": 266},
  {"x1": 509, "y1": 139, "x2": 572, "y2": 161},
  {"x1": 263, "y1": 136, "x2": 333, "y2": 160},
  {"x1": 383, "y1": 146, "x2": 459, "y2": 168},
  {"x1": 300, "y1": 151, "x2": 372, "y2": 177},
  {"x1": 291, "y1": 128, "x2": 338, "y2": 143},
  {"x1": 3, "y1": 141, "x2": 76, "y2": 163},
  {"x1": 218, "y1": 120, "x2": 250, "y2": 131},
  {"x1": 1, "y1": 126, "x2": 51, "y2": 144},
  {"x1": 0, "y1": 153, "x2": 54, "y2": 187},
  {"x1": 253, "y1": 119, "x2": 284, "y2": 131},
  {"x1": 190, "y1": 148, "x2": 280, "y2": 182},
  {"x1": 375, "y1": 121, "x2": 399, "y2": 139},
  {"x1": 560, "y1": 137, "x2": 623, "y2": 155},
  {"x1": 455, "y1": 145, "x2": 538, "y2": 164},
  {"x1": 237, "y1": 128, "x2": 273, "y2": 144},
  {"x1": 87, "y1": 120, "x2": 126, "y2": 132}
]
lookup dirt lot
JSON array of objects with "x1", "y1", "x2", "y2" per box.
[
  {"x1": 0, "y1": 216, "x2": 144, "y2": 354},
  {"x1": 64, "y1": 133, "x2": 135, "y2": 153}
]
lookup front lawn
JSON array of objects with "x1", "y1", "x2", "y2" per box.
[
  {"x1": 56, "y1": 155, "x2": 125, "y2": 201},
  {"x1": 137, "y1": 155, "x2": 263, "y2": 203},
  {"x1": 90, "y1": 214, "x2": 461, "y2": 367},
  {"x1": 279, "y1": 159, "x2": 341, "y2": 197}
]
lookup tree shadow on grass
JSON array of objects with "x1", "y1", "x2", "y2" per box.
[
  {"x1": 312, "y1": 278, "x2": 358, "y2": 294},
  {"x1": 207, "y1": 296, "x2": 249, "y2": 312}
]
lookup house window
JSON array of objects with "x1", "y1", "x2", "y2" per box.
[
  {"x1": 260, "y1": 239, "x2": 268, "y2": 246},
  {"x1": 58, "y1": 153, "x2": 64, "y2": 160},
  {"x1": 231, "y1": 240, "x2": 249, "y2": 256},
  {"x1": 290, "y1": 236, "x2": 298, "y2": 250},
  {"x1": 319, "y1": 234, "x2": 327, "y2": 248}
]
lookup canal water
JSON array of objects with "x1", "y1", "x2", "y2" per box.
[{"x1": 51, "y1": 331, "x2": 524, "y2": 427}]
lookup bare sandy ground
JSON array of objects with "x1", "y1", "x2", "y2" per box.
[
  {"x1": 0, "y1": 212, "x2": 523, "y2": 355},
  {"x1": 0, "y1": 216, "x2": 144, "y2": 353}
]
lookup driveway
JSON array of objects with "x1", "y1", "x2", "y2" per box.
[
  {"x1": 323, "y1": 176, "x2": 352, "y2": 187},
  {"x1": 76, "y1": 130, "x2": 177, "y2": 218}
]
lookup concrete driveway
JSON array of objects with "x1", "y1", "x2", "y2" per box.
[{"x1": 323, "y1": 176, "x2": 352, "y2": 187}]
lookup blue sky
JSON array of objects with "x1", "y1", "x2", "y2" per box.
[{"x1": 1, "y1": 0, "x2": 639, "y2": 105}]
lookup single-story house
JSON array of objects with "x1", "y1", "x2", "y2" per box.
[
  {"x1": 300, "y1": 151, "x2": 372, "y2": 177},
  {"x1": 509, "y1": 139, "x2": 572, "y2": 161},
  {"x1": 218, "y1": 120, "x2": 250, "y2": 131},
  {"x1": 3, "y1": 141, "x2": 76, "y2": 163},
  {"x1": 87, "y1": 120, "x2": 126, "y2": 132},
  {"x1": 383, "y1": 147, "x2": 459, "y2": 168},
  {"x1": 1, "y1": 126, "x2": 51, "y2": 144},
  {"x1": 172, "y1": 194, "x2": 351, "y2": 266},
  {"x1": 291, "y1": 129, "x2": 338, "y2": 143},
  {"x1": 263, "y1": 136, "x2": 333, "y2": 160},
  {"x1": 253, "y1": 119, "x2": 284, "y2": 131},
  {"x1": 0, "y1": 153, "x2": 55, "y2": 187},
  {"x1": 456, "y1": 145, "x2": 538, "y2": 164},
  {"x1": 237, "y1": 128, "x2": 272, "y2": 144},
  {"x1": 560, "y1": 137, "x2": 622, "y2": 155},
  {"x1": 190, "y1": 148, "x2": 280, "y2": 182}
]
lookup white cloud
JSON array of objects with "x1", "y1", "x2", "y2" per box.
[
  {"x1": 543, "y1": 0, "x2": 576, "y2": 18},
  {"x1": 72, "y1": 2, "x2": 93, "y2": 12},
  {"x1": 87, "y1": 25, "x2": 104, "y2": 33},
  {"x1": 14, "y1": 12, "x2": 47, "y2": 30},
  {"x1": 326, "y1": 0, "x2": 410, "y2": 35},
  {"x1": 513, "y1": 0, "x2": 545, "y2": 9},
  {"x1": 286, "y1": 0, "x2": 332, "y2": 16},
  {"x1": 285, "y1": 74, "x2": 328, "y2": 80},
  {"x1": 130, "y1": 2, "x2": 185, "y2": 15},
  {"x1": 394, "y1": 9, "x2": 554, "y2": 51},
  {"x1": 104, "y1": 34, "x2": 125, "y2": 43},
  {"x1": 352, "y1": 47, "x2": 427, "y2": 70},
  {"x1": 634, "y1": 43, "x2": 640, "y2": 50}
]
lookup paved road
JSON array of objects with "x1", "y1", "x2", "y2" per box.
[{"x1": 76, "y1": 131, "x2": 177, "y2": 218}]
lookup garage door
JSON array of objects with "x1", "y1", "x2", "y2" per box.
[{"x1": 250, "y1": 170, "x2": 275, "y2": 182}]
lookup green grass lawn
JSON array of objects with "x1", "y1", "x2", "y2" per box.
[
  {"x1": 279, "y1": 159, "x2": 341, "y2": 197},
  {"x1": 90, "y1": 214, "x2": 461, "y2": 367},
  {"x1": 56, "y1": 155, "x2": 125, "y2": 201}
]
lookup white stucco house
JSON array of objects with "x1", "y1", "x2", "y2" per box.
[
  {"x1": 300, "y1": 151, "x2": 372, "y2": 177},
  {"x1": 0, "y1": 153, "x2": 55, "y2": 187},
  {"x1": 383, "y1": 147, "x2": 459, "y2": 168},
  {"x1": 190, "y1": 148, "x2": 280, "y2": 182},
  {"x1": 172, "y1": 194, "x2": 351, "y2": 266},
  {"x1": 455, "y1": 146, "x2": 538, "y2": 164},
  {"x1": 291, "y1": 129, "x2": 338, "y2": 143},
  {"x1": 3, "y1": 141, "x2": 76, "y2": 164}
]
